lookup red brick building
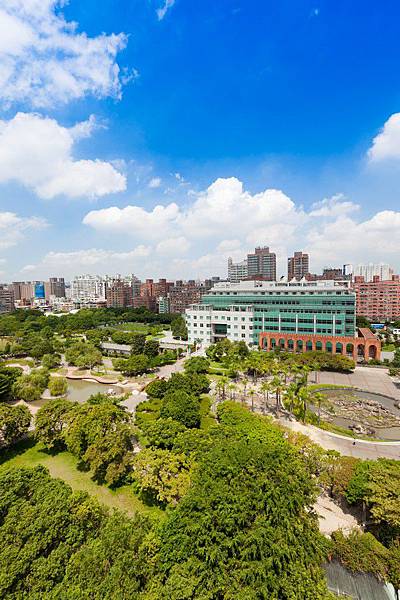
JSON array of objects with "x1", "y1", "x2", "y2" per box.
[
  {"x1": 133, "y1": 279, "x2": 174, "y2": 312},
  {"x1": 259, "y1": 328, "x2": 381, "y2": 362},
  {"x1": 106, "y1": 280, "x2": 133, "y2": 308},
  {"x1": 353, "y1": 275, "x2": 400, "y2": 321}
]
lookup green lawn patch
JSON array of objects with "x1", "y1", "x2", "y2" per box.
[
  {"x1": 1, "y1": 358, "x2": 35, "y2": 367},
  {"x1": 382, "y1": 343, "x2": 395, "y2": 352},
  {"x1": 307, "y1": 383, "x2": 354, "y2": 392},
  {"x1": 0, "y1": 438, "x2": 163, "y2": 520}
]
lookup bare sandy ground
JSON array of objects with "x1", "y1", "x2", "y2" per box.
[{"x1": 315, "y1": 494, "x2": 360, "y2": 536}]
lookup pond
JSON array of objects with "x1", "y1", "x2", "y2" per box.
[
  {"x1": 30, "y1": 379, "x2": 124, "y2": 410},
  {"x1": 314, "y1": 388, "x2": 400, "y2": 441},
  {"x1": 66, "y1": 379, "x2": 124, "y2": 403}
]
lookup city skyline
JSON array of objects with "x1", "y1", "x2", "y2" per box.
[{"x1": 1, "y1": 1, "x2": 400, "y2": 280}]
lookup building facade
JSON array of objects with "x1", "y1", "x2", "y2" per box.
[
  {"x1": 106, "y1": 280, "x2": 133, "y2": 308},
  {"x1": 351, "y1": 263, "x2": 394, "y2": 283},
  {"x1": 71, "y1": 275, "x2": 107, "y2": 303},
  {"x1": 185, "y1": 280, "x2": 380, "y2": 360},
  {"x1": 287, "y1": 251, "x2": 309, "y2": 280},
  {"x1": 247, "y1": 246, "x2": 276, "y2": 280},
  {"x1": 45, "y1": 277, "x2": 66, "y2": 300},
  {"x1": 227, "y1": 257, "x2": 248, "y2": 282},
  {"x1": 168, "y1": 280, "x2": 202, "y2": 313},
  {"x1": 353, "y1": 275, "x2": 400, "y2": 321},
  {"x1": 0, "y1": 286, "x2": 15, "y2": 313}
]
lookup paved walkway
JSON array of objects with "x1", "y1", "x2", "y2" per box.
[
  {"x1": 282, "y1": 417, "x2": 400, "y2": 459},
  {"x1": 310, "y1": 366, "x2": 400, "y2": 400}
]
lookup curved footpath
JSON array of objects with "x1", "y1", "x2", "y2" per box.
[{"x1": 281, "y1": 417, "x2": 400, "y2": 459}]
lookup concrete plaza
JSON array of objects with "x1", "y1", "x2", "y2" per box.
[{"x1": 310, "y1": 366, "x2": 400, "y2": 401}]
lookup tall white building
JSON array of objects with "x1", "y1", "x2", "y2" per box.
[
  {"x1": 352, "y1": 263, "x2": 394, "y2": 282},
  {"x1": 71, "y1": 275, "x2": 107, "y2": 302},
  {"x1": 227, "y1": 257, "x2": 248, "y2": 282}
]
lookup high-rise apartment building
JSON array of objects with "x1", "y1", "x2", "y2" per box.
[
  {"x1": 0, "y1": 285, "x2": 15, "y2": 313},
  {"x1": 227, "y1": 258, "x2": 248, "y2": 282},
  {"x1": 71, "y1": 275, "x2": 107, "y2": 302},
  {"x1": 353, "y1": 275, "x2": 400, "y2": 321},
  {"x1": 247, "y1": 247, "x2": 276, "y2": 281},
  {"x1": 287, "y1": 252, "x2": 309, "y2": 280},
  {"x1": 106, "y1": 279, "x2": 133, "y2": 308},
  {"x1": 45, "y1": 277, "x2": 65, "y2": 299},
  {"x1": 351, "y1": 263, "x2": 394, "y2": 283},
  {"x1": 169, "y1": 280, "x2": 202, "y2": 313}
]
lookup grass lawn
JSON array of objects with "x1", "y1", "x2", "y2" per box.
[
  {"x1": 0, "y1": 439, "x2": 163, "y2": 521},
  {"x1": 1, "y1": 358, "x2": 35, "y2": 367},
  {"x1": 112, "y1": 323, "x2": 153, "y2": 333},
  {"x1": 307, "y1": 383, "x2": 354, "y2": 392},
  {"x1": 382, "y1": 343, "x2": 395, "y2": 352}
]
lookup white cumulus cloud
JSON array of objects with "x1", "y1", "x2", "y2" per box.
[
  {"x1": 81, "y1": 176, "x2": 400, "y2": 278},
  {"x1": 0, "y1": 0, "x2": 130, "y2": 108},
  {"x1": 309, "y1": 193, "x2": 360, "y2": 217},
  {"x1": 368, "y1": 113, "x2": 400, "y2": 162},
  {"x1": 0, "y1": 211, "x2": 47, "y2": 249},
  {"x1": 21, "y1": 246, "x2": 151, "y2": 279},
  {"x1": 0, "y1": 112, "x2": 126, "y2": 199}
]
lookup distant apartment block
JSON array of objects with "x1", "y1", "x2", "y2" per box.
[
  {"x1": 287, "y1": 251, "x2": 309, "y2": 280},
  {"x1": 0, "y1": 285, "x2": 15, "y2": 313},
  {"x1": 353, "y1": 275, "x2": 400, "y2": 321},
  {"x1": 71, "y1": 275, "x2": 107, "y2": 303},
  {"x1": 106, "y1": 279, "x2": 134, "y2": 308},
  {"x1": 45, "y1": 277, "x2": 65, "y2": 299},
  {"x1": 351, "y1": 263, "x2": 394, "y2": 283},
  {"x1": 72, "y1": 274, "x2": 140, "y2": 305},
  {"x1": 169, "y1": 280, "x2": 202, "y2": 313},
  {"x1": 247, "y1": 246, "x2": 276, "y2": 281},
  {"x1": 227, "y1": 257, "x2": 248, "y2": 282}
]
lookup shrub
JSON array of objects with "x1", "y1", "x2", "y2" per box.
[{"x1": 48, "y1": 377, "x2": 68, "y2": 397}]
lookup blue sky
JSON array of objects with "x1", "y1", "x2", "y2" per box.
[{"x1": 1, "y1": 0, "x2": 400, "y2": 281}]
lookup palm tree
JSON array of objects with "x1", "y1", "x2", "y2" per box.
[
  {"x1": 260, "y1": 381, "x2": 272, "y2": 414},
  {"x1": 228, "y1": 382, "x2": 237, "y2": 400},
  {"x1": 297, "y1": 387, "x2": 311, "y2": 423},
  {"x1": 271, "y1": 375, "x2": 284, "y2": 413},
  {"x1": 313, "y1": 391, "x2": 324, "y2": 424},
  {"x1": 248, "y1": 387, "x2": 256, "y2": 412},
  {"x1": 216, "y1": 376, "x2": 229, "y2": 401},
  {"x1": 241, "y1": 376, "x2": 249, "y2": 406},
  {"x1": 284, "y1": 383, "x2": 297, "y2": 417}
]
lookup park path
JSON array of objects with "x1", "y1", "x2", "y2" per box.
[{"x1": 280, "y1": 416, "x2": 400, "y2": 460}]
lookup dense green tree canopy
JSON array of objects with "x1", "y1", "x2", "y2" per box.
[
  {"x1": 157, "y1": 403, "x2": 329, "y2": 599},
  {"x1": 35, "y1": 398, "x2": 78, "y2": 451},
  {"x1": 11, "y1": 369, "x2": 50, "y2": 402},
  {"x1": 0, "y1": 366, "x2": 22, "y2": 401},
  {"x1": 65, "y1": 342, "x2": 103, "y2": 370},
  {"x1": 160, "y1": 390, "x2": 201, "y2": 429},
  {"x1": 114, "y1": 354, "x2": 151, "y2": 376},
  {"x1": 48, "y1": 376, "x2": 68, "y2": 397},
  {"x1": 0, "y1": 404, "x2": 31, "y2": 447},
  {"x1": 171, "y1": 316, "x2": 188, "y2": 340},
  {"x1": 183, "y1": 356, "x2": 210, "y2": 374}
]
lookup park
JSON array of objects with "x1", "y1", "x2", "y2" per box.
[{"x1": 0, "y1": 308, "x2": 399, "y2": 598}]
